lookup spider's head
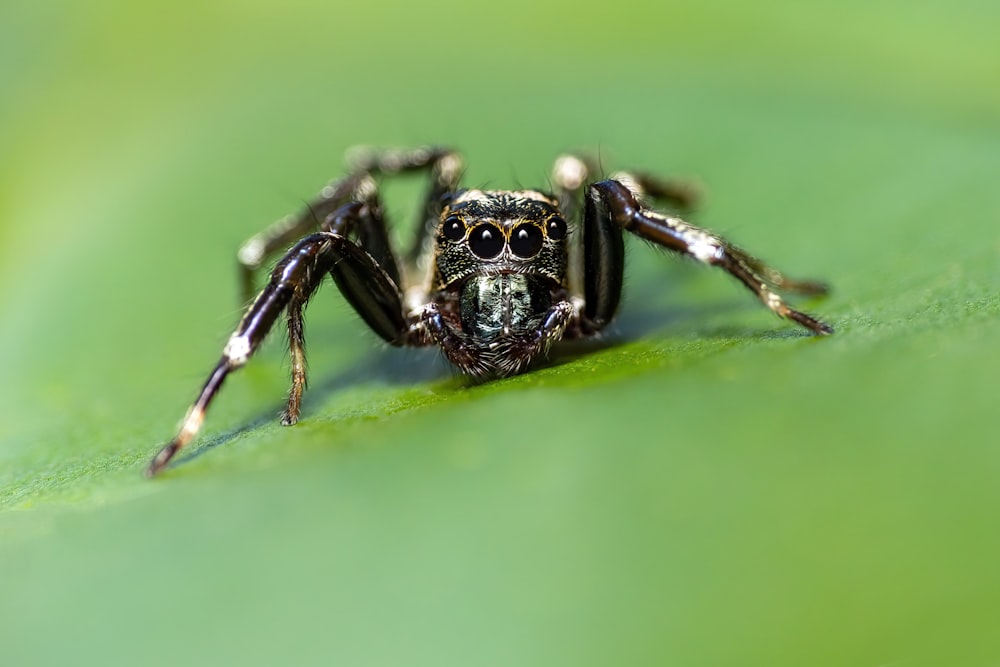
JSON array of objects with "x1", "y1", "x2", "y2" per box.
[{"x1": 434, "y1": 189, "x2": 568, "y2": 288}]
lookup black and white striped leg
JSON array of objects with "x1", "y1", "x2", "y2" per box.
[
  {"x1": 551, "y1": 155, "x2": 701, "y2": 315},
  {"x1": 583, "y1": 179, "x2": 832, "y2": 335},
  {"x1": 149, "y1": 234, "x2": 338, "y2": 476},
  {"x1": 147, "y1": 225, "x2": 412, "y2": 476}
]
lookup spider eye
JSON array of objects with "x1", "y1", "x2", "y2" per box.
[
  {"x1": 546, "y1": 216, "x2": 567, "y2": 240},
  {"x1": 442, "y1": 215, "x2": 466, "y2": 241},
  {"x1": 509, "y1": 223, "x2": 544, "y2": 258},
  {"x1": 468, "y1": 224, "x2": 504, "y2": 259}
]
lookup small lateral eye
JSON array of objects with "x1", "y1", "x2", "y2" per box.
[
  {"x1": 546, "y1": 216, "x2": 567, "y2": 240},
  {"x1": 510, "y1": 223, "x2": 544, "y2": 258},
  {"x1": 442, "y1": 216, "x2": 466, "y2": 241},
  {"x1": 468, "y1": 224, "x2": 504, "y2": 259}
]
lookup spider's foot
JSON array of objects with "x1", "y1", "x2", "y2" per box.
[
  {"x1": 145, "y1": 441, "x2": 180, "y2": 478},
  {"x1": 787, "y1": 309, "x2": 834, "y2": 335}
]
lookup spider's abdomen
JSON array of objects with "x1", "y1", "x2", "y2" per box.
[{"x1": 459, "y1": 275, "x2": 553, "y2": 340}]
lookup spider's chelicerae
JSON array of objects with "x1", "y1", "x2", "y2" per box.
[{"x1": 147, "y1": 146, "x2": 832, "y2": 476}]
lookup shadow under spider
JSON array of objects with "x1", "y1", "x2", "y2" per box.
[
  {"x1": 169, "y1": 295, "x2": 819, "y2": 471},
  {"x1": 171, "y1": 346, "x2": 448, "y2": 470}
]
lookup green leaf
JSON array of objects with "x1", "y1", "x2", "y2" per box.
[{"x1": 2, "y1": 1, "x2": 999, "y2": 665}]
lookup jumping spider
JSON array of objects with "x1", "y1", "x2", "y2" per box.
[{"x1": 147, "y1": 146, "x2": 832, "y2": 476}]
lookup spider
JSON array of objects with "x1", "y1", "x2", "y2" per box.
[{"x1": 146, "y1": 146, "x2": 832, "y2": 476}]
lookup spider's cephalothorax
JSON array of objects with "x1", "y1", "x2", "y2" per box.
[
  {"x1": 428, "y1": 189, "x2": 572, "y2": 377},
  {"x1": 147, "y1": 147, "x2": 833, "y2": 476}
]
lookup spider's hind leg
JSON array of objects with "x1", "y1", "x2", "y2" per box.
[
  {"x1": 237, "y1": 171, "x2": 375, "y2": 304},
  {"x1": 551, "y1": 154, "x2": 701, "y2": 214},
  {"x1": 608, "y1": 169, "x2": 702, "y2": 213},
  {"x1": 237, "y1": 146, "x2": 462, "y2": 304}
]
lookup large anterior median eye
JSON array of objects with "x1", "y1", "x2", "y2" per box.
[
  {"x1": 469, "y1": 224, "x2": 504, "y2": 259},
  {"x1": 510, "y1": 223, "x2": 544, "y2": 258}
]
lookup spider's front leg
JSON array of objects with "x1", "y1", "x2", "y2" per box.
[
  {"x1": 582, "y1": 179, "x2": 833, "y2": 335},
  {"x1": 147, "y1": 205, "x2": 413, "y2": 477}
]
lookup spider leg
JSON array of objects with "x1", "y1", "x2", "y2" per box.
[
  {"x1": 608, "y1": 169, "x2": 701, "y2": 212},
  {"x1": 552, "y1": 155, "x2": 700, "y2": 214},
  {"x1": 323, "y1": 185, "x2": 401, "y2": 286},
  {"x1": 323, "y1": 206, "x2": 411, "y2": 345},
  {"x1": 237, "y1": 146, "x2": 461, "y2": 303},
  {"x1": 283, "y1": 296, "x2": 308, "y2": 426},
  {"x1": 582, "y1": 179, "x2": 833, "y2": 335},
  {"x1": 280, "y1": 197, "x2": 405, "y2": 426},
  {"x1": 407, "y1": 150, "x2": 464, "y2": 268},
  {"x1": 551, "y1": 154, "x2": 600, "y2": 313},
  {"x1": 551, "y1": 154, "x2": 702, "y2": 322},
  {"x1": 345, "y1": 146, "x2": 463, "y2": 267},
  {"x1": 552, "y1": 154, "x2": 598, "y2": 216},
  {"x1": 237, "y1": 172, "x2": 374, "y2": 304},
  {"x1": 348, "y1": 147, "x2": 465, "y2": 313},
  {"x1": 611, "y1": 167, "x2": 824, "y2": 296},
  {"x1": 147, "y1": 224, "x2": 414, "y2": 476}
]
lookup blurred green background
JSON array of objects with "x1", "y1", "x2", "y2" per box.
[{"x1": 2, "y1": 0, "x2": 998, "y2": 665}]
